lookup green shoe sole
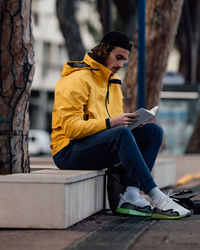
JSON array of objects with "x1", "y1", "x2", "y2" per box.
[
  {"x1": 151, "y1": 212, "x2": 191, "y2": 220},
  {"x1": 116, "y1": 207, "x2": 152, "y2": 217}
]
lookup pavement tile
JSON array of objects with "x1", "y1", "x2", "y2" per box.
[{"x1": 0, "y1": 230, "x2": 85, "y2": 250}]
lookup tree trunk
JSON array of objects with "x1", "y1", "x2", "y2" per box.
[
  {"x1": 176, "y1": 0, "x2": 200, "y2": 83},
  {"x1": 190, "y1": 1, "x2": 200, "y2": 83},
  {"x1": 197, "y1": 47, "x2": 200, "y2": 82},
  {"x1": 176, "y1": 1, "x2": 193, "y2": 82},
  {"x1": 185, "y1": 114, "x2": 200, "y2": 153},
  {"x1": 56, "y1": 0, "x2": 85, "y2": 61},
  {"x1": 122, "y1": 0, "x2": 184, "y2": 112},
  {"x1": 0, "y1": 0, "x2": 35, "y2": 174},
  {"x1": 97, "y1": 0, "x2": 137, "y2": 40},
  {"x1": 113, "y1": 0, "x2": 137, "y2": 39},
  {"x1": 175, "y1": 1, "x2": 200, "y2": 153}
]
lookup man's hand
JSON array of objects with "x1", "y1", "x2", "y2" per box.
[{"x1": 110, "y1": 113, "x2": 139, "y2": 127}]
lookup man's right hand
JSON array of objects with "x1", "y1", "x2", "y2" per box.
[{"x1": 110, "y1": 113, "x2": 139, "y2": 127}]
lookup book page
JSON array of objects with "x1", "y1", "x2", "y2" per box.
[
  {"x1": 149, "y1": 106, "x2": 159, "y2": 115},
  {"x1": 128, "y1": 106, "x2": 159, "y2": 130}
]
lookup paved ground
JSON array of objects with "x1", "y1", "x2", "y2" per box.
[
  {"x1": 131, "y1": 215, "x2": 200, "y2": 250},
  {"x1": 131, "y1": 181, "x2": 200, "y2": 250},
  {"x1": 1, "y1": 182, "x2": 200, "y2": 250},
  {"x1": 65, "y1": 180, "x2": 200, "y2": 250},
  {"x1": 0, "y1": 155, "x2": 200, "y2": 250}
]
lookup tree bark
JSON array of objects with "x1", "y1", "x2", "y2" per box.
[
  {"x1": 0, "y1": 0, "x2": 35, "y2": 174},
  {"x1": 56, "y1": 0, "x2": 85, "y2": 61},
  {"x1": 122, "y1": 0, "x2": 184, "y2": 112}
]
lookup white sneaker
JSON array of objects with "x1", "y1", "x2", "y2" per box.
[
  {"x1": 152, "y1": 195, "x2": 191, "y2": 219},
  {"x1": 116, "y1": 194, "x2": 153, "y2": 217}
]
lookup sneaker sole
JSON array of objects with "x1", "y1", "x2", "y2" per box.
[
  {"x1": 151, "y1": 212, "x2": 191, "y2": 220},
  {"x1": 116, "y1": 207, "x2": 152, "y2": 217}
]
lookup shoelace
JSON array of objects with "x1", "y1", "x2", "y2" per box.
[
  {"x1": 152, "y1": 190, "x2": 173, "y2": 206},
  {"x1": 166, "y1": 189, "x2": 180, "y2": 203},
  {"x1": 166, "y1": 189, "x2": 173, "y2": 197}
]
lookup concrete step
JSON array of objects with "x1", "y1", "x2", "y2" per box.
[
  {"x1": 0, "y1": 157, "x2": 176, "y2": 229},
  {"x1": 0, "y1": 169, "x2": 105, "y2": 229}
]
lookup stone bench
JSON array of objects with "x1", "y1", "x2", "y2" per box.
[{"x1": 0, "y1": 157, "x2": 176, "y2": 229}]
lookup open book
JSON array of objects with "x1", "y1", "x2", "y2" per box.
[{"x1": 128, "y1": 106, "x2": 159, "y2": 130}]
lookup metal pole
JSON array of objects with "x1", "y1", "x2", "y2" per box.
[{"x1": 137, "y1": 0, "x2": 146, "y2": 108}]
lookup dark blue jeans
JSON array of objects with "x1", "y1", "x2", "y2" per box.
[{"x1": 53, "y1": 123, "x2": 163, "y2": 193}]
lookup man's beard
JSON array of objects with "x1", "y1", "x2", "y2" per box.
[{"x1": 112, "y1": 66, "x2": 120, "y2": 73}]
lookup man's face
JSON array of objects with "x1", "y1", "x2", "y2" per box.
[{"x1": 105, "y1": 47, "x2": 129, "y2": 73}]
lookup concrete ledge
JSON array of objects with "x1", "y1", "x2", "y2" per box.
[
  {"x1": 0, "y1": 169, "x2": 105, "y2": 184},
  {"x1": 0, "y1": 170, "x2": 105, "y2": 229},
  {"x1": 152, "y1": 158, "x2": 176, "y2": 189},
  {"x1": 0, "y1": 157, "x2": 176, "y2": 229}
]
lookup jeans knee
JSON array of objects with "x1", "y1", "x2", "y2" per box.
[
  {"x1": 146, "y1": 123, "x2": 164, "y2": 142},
  {"x1": 117, "y1": 126, "x2": 132, "y2": 136},
  {"x1": 152, "y1": 123, "x2": 164, "y2": 142},
  {"x1": 111, "y1": 126, "x2": 133, "y2": 141}
]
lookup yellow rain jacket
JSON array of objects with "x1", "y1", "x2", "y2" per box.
[{"x1": 50, "y1": 53, "x2": 123, "y2": 156}]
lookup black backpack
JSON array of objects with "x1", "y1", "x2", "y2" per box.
[{"x1": 106, "y1": 164, "x2": 128, "y2": 213}]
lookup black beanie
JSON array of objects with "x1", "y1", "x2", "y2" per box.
[{"x1": 101, "y1": 31, "x2": 133, "y2": 51}]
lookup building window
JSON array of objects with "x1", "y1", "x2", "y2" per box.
[
  {"x1": 33, "y1": 12, "x2": 39, "y2": 26},
  {"x1": 42, "y1": 42, "x2": 51, "y2": 77}
]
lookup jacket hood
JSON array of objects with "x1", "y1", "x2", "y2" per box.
[
  {"x1": 60, "y1": 53, "x2": 122, "y2": 85},
  {"x1": 61, "y1": 61, "x2": 92, "y2": 77},
  {"x1": 60, "y1": 53, "x2": 105, "y2": 77}
]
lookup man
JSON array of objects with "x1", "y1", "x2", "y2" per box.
[{"x1": 51, "y1": 31, "x2": 191, "y2": 219}]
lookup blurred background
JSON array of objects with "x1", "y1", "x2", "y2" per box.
[{"x1": 29, "y1": 0, "x2": 200, "y2": 156}]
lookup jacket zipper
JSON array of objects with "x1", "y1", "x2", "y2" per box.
[{"x1": 105, "y1": 81, "x2": 111, "y2": 118}]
